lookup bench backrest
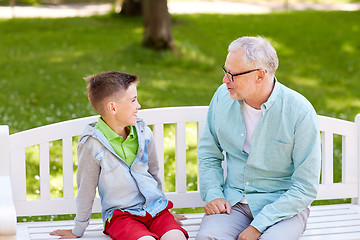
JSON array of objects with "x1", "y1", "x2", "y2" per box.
[
  {"x1": 317, "y1": 115, "x2": 359, "y2": 203},
  {"x1": 1, "y1": 107, "x2": 360, "y2": 217}
]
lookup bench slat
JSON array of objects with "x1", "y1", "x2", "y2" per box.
[
  {"x1": 306, "y1": 219, "x2": 360, "y2": 230},
  {"x1": 62, "y1": 137, "x2": 74, "y2": 199},
  {"x1": 321, "y1": 131, "x2": 334, "y2": 184},
  {"x1": 137, "y1": 107, "x2": 208, "y2": 125},
  {"x1": 176, "y1": 122, "x2": 187, "y2": 193},
  {"x1": 39, "y1": 142, "x2": 51, "y2": 200},
  {"x1": 9, "y1": 116, "x2": 99, "y2": 150},
  {"x1": 343, "y1": 134, "x2": 359, "y2": 184},
  {"x1": 303, "y1": 225, "x2": 360, "y2": 237},
  {"x1": 10, "y1": 148, "x2": 27, "y2": 202},
  {"x1": 197, "y1": 121, "x2": 206, "y2": 190},
  {"x1": 153, "y1": 123, "x2": 165, "y2": 189},
  {"x1": 316, "y1": 183, "x2": 358, "y2": 200}
]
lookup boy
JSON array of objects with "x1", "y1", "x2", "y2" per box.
[{"x1": 50, "y1": 71, "x2": 188, "y2": 240}]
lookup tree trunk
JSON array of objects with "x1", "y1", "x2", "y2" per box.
[
  {"x1": 142, "y1": 0, "x2": 174, "y2": 50},
  {"x1": 121, "y1": 0, "x2": 142, "y2": 16},
  {"x1": 10, "y1": 0, "x2": 16, "y2": 18}
]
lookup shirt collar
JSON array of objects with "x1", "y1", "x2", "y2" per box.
[
  {"x1": 237, "y1": 77, "x2": 279, "y2": 113},
  {"x1": 95, "y1": 117, "x2": 137, "y2": 142},
  {"x1": 261, "y1": 77, "x2": 280, "y2": 112},
  {"x1": 95, "y1": 117, "x2": 119, "y2": 141},
  {"x1": 127, "y1": 125, "x2": 136, "y2": 139}
]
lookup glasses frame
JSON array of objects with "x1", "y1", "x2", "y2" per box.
[{"x1": 222, "y1": 65, "x2": 266, "y2": 82}]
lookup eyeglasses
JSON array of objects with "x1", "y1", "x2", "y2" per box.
[{"x1": 222, "y1": 65, "x2": 266, "y2": 82}]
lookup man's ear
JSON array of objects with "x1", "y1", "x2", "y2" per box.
[{"x1": 256, "y1": 69, "x2": 267, "y2": 84}]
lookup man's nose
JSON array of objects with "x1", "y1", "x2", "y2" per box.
[{"x1": 222, "y1": 74, "x2": 230, "y2": 84}]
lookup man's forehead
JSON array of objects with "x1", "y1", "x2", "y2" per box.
[{"x1": 226, "y1": 50, "x2": 246, "y2": 69}]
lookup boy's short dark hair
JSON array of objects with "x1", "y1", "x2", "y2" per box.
[{"x1": 85, "y1": 71, "x2": 139, "y2": 115}]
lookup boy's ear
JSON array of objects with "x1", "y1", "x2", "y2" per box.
[{"x1": 106, "y1": 101, "x2": 117, "y2": 115}]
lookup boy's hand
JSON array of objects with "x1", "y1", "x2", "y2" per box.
[
  {"x1": 50, "y1": 229, "x2": 80, "y2": 239},
  {"x1": 172, "y1": 213, "x2": 188, "y2": 226}
]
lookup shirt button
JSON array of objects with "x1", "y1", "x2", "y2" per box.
[
  {"x1": 241, "y1": 133, "x2": 245, "y2": 137},
  {"x1": 144, "y1": 205, "x2": 146, "y2": 208},
  {"x1": 246, "y1": 181, "x2": 249, "y2": 185}
]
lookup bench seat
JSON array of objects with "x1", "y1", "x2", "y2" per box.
[{"x1": 13, "y1": 204, "x2": 360, "y2": 239}]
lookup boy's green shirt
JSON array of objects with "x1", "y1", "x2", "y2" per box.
[{"x1": 94, "y1": 117, "x2": 138, "y2": 166}]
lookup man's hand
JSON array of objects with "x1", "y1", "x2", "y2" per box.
[
  {"x1": 237, "y1": 225, "x2": 261, "y2": 240},
  {"x1": 172, "y1": 213, "x2": 188, "y2": 226},
  {"x1": 204, "y1": 198, "x2": 231, "y2": 215},
  {"x1": 50, "y1": 229, "x2": 80, "y2": 239}
]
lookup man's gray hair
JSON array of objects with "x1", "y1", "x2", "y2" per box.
[{"x1": 228, "y1": 36, "x2": 279, "y2": 75}]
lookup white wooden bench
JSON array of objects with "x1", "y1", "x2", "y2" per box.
[{"x1": 0, "y1": 106, "x2": 360, "y2": 240}]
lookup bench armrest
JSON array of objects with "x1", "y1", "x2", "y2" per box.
[{"x1": 0, "y1": 176, "x2": 17, "y2": 236}]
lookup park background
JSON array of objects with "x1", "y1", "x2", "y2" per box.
[{"x1": 0, "y1": 0, "x2": 359, "y2": 222}]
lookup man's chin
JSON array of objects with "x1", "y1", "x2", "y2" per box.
[{"x1": 229, "y1": 93, "x2": 240, "y2": 100}]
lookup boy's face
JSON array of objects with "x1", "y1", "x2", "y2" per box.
[{"x1": 113, "y1": 83, "x2": 141, "y2": 127}]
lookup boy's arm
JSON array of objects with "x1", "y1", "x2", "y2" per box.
[
  {"x1": 49, "y1": 140, "x2": 99, "y2": 238},
  {"x1": 72, "y1": 140, "x2": 101, "y2": 237}
]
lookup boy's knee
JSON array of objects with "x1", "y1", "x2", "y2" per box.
[{"x1": 161, "y1": 229, "x2": 187, "y2": 240}]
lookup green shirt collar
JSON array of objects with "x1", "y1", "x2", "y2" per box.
[{"x1": 94, "y1": 117, "x2": 136, "y2": 142}]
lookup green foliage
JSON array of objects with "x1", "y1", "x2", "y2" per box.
[
  {"x1": 1, "y1": 12, "x2": 359, "y2": 133},
  {"x1": 3, "y1": 11, "x2": 359, "y2": 221}
]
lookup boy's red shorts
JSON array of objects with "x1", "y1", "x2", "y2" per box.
[{"x1": 104, "y1": 201, "x2": 189, "y2": 240}]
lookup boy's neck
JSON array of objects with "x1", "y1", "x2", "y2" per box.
[
  {"x1": 102, "y1": 117, "x2": 129, "y2": 140},
  {"x1": 118, "y1": 126, "x2": 130, "y2": 140}
]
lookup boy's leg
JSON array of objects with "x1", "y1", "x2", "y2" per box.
[
  {"x1": 196, "y1": 202, "x2": 253, "y2": 240},
  {"x1": 161, "y1": 229, "x2": 187, "y2": 240},
  {"x1": 259, "y1": 208, "x2": 310, "y2": 240},
  {"x1": 147, "y1": 202, "x2": 189, "y2": 239},
  {"x1": 104, "y1": 210, "x2": 158, "y2": 240}
]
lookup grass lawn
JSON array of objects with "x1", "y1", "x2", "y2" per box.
[
  {"x1": 1, "y1": 11, "x2": 359, "y2": 132},
  {"x1": 1, "y1": 10, "x2": 359, "y2": 220}
]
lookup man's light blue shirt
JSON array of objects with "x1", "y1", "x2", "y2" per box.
[{"x1": 198, "y1": 80, "x2": 321, "y2": 232}]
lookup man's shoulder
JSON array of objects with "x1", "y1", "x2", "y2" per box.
[{"x1": 278, "y1": 83, "x2": 316, "y2": 113}]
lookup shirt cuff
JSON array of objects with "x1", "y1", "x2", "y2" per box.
[
  {"x1": 250, "y1": 212, "x2": 274, "y2": 233},
  {"x1": 204, "y1": 188, "x2": 225, "y2": 203},
  {"x1": 72, "y1": 218, "x2": 90, "y2": 237}
]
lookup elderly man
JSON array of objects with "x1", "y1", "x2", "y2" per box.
[{"x1": 196, "y1": 36, "x2": 321, "y2": 240}]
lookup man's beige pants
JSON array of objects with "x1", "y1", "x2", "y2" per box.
[{"x1": 195, "y1": 202, "x2": 309, "y2": 240}]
